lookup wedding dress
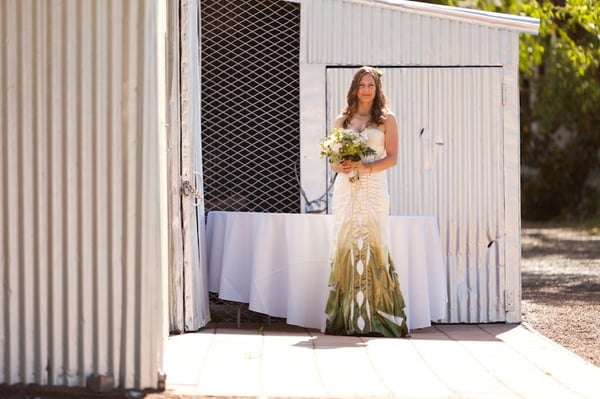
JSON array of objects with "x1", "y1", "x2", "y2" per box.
[{"x1": 325, "y1": 128, "x2": 409, "y2": 337}]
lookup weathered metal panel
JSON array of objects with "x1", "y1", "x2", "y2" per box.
[
  {"x1": 166, "y1": 0, "x2": 211, "y2": 335},
  {"x1": 302, "y1": 0, "x2": 525, "y2": 66},
  {"x1": 167, "y1": 0, "x2": 185, "y2": 334},
  {"x1": 1, "y1": 0, "x2": 166, "y2": 389},
  {"x1": 325, "y1": 66, "x2": 507, "y2": 323},
  {"x1": 175, "y1": 0, "x2": 211, "y2": 332}
]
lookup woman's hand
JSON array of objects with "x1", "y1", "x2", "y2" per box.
[
  {"x1": 331, "y1": 160, "x2": 355, "y2": 174},
  {"x1": 332, "y1": 160, "x2": 374, "y2": 176}
]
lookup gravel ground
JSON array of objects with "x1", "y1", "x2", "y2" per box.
[
  {"x1": 520, "y1": 223, "x2": 600, "y2": 367},
  {"x1": 2, "y1": 223, "x2": 598, "y2": 398}
]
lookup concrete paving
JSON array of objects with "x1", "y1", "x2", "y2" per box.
[{"x1": 163, "y1": 322, "x2": 600, "y2": 399}]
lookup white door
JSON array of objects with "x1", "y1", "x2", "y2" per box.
[{"x1": 326, "y1": 66, "x2": 506, "y2": 323}]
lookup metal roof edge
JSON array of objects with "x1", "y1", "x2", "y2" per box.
[{"x1": 348, "y1": 0, "x2": 540, "y2": 35}]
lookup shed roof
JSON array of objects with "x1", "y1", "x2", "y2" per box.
[
  {"x1": 292, "y1": 0, "x2": 540, "y2": 35},
  {"x1": 375, "y1": 0, "x2": 539, "y2": 34}
]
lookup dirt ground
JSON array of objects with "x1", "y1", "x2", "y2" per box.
[
  {"x1": 520, "y1": 222, "x2": 600, "y2": 368},
  {"x1": 2, "y1": 223, "x2": 599, "y2": 398}
]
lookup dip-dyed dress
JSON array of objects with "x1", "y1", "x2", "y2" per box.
[{"x1": 325, "y1": 128, "x2": 409, "y2": 337}]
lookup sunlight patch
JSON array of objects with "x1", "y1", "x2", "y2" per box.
[{"x1": 377, "y1": 310, "x2": 404, "y2": 326}]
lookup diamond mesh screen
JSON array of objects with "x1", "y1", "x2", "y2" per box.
[{"x1": 201, "y1": 0, "x2": 301, "y2": 214}]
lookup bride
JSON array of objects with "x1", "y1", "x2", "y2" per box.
[{"x1": 324, "y1": 66, "x2": 409, "y2": 337}]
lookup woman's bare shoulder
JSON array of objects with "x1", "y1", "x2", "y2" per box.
[
  {"x1": 333, "y1": 114, "x2": 346, "y2": 128},
  {"x1": 383, "y1": 110, "x2": 397, "y2": 123},
  {"x1": 380, "y1": 111, "x2": 398, "y2": 134}
]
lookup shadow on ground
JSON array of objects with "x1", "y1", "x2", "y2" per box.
[
  {"x1": 522, "y1": 271, "x2": 600, "y2": 302},
  {"x1": 521, "y1": 224, "x2": 600, "y2": 367}
]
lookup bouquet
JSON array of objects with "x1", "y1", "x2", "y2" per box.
[{"x1": 320, "y1": 128, "x2": 376, "y2": 182}]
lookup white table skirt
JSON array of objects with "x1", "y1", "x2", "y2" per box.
[{"x1": 206, "y1": 211, "x2": 447, "y2": 331}]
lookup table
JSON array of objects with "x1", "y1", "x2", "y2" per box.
[{"x1": 206, "y1": 211, "x2": 447, "y2": 331}]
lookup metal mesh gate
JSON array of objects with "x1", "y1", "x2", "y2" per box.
[
  {"x1": 201, "y1": 0, "x2": 301, "y2": 214},
  {"x1": 201, "y1": 0, "x2": 301, "y2": 323}
]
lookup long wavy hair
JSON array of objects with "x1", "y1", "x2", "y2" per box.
[{"x1": 342, "y1": 66, "x2": 388, "y2": 129}]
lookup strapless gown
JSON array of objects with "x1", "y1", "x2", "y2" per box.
[{"x1": 324, "y1": 128, "x2": 409, "y2": 337}]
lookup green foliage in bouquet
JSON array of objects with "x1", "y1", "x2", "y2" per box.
[{"x1": 320, "y1": 128, "x2": 376, "y2": 164}]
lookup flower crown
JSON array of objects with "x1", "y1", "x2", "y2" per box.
[{"x1": 366, "y1": 67, "x2": 384, "y2": 79}]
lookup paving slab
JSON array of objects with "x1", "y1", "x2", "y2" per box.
[{"x1": 163, "y1": 322, "x2": 600, "y2": 399}]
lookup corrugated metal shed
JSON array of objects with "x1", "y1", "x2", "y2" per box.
[
  {"x1": 1, "y1": 0, "x2": 168, "y2": 389},
  {"x1": 300, "y1": 0, "x2": 539, "y2": 324}
]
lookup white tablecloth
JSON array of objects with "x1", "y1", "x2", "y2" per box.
[{"x1": 206, "y1": 211, "x2": 447, "y2": 331}]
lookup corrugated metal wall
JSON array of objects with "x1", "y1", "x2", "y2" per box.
[
  {"x1": 301, "y1": 0, "x2": 521, "y2": 66},
  {"x1": 1, "y1": 0, "x2": 166, "y2": 389}
]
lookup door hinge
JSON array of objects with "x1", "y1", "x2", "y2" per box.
[{"x1": 504, "y1": 290, "x2": 515, "y2": 312}]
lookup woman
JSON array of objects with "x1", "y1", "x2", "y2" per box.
[{"x1": 324, "y1": 66, "x2": 409, "y2": 337}]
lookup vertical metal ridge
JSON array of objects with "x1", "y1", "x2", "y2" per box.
[
  {"x1": 0, "y1": 0, "x2": 7, "y2": 383},
  {"x1": 15, "y1": 0, "x2": 27, "y2": 383},
  {"x1": 45, "y1": 0, "x2": 55, "y2": 386},
  {"x1": 31, "y1": 0, "x2": 43, "y2": 382},
  {"x1": 88, "y1": 0, "x2": 99, "y2": 377},
  {"x1": 94, "y1": 0, "x2": 107, "y2": 376},
  {"x1": 106, "y1": 0, "x2": 117, "y2": 371},
  {"x1": 99, "y1": 0, "x2": 112, "y2": 376},
  {"x1": 59, "y1": 0, "x2": 69, "y2": 383},
  {"x1": 134, "y1": 0, "x2": 146, "y2": 387},
  {"x1": 75, "y1": 0, "x2": 86, "y2": 383},
  {"x1": 119, "y1": 0, "x2": 133, "y2": 387}
]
